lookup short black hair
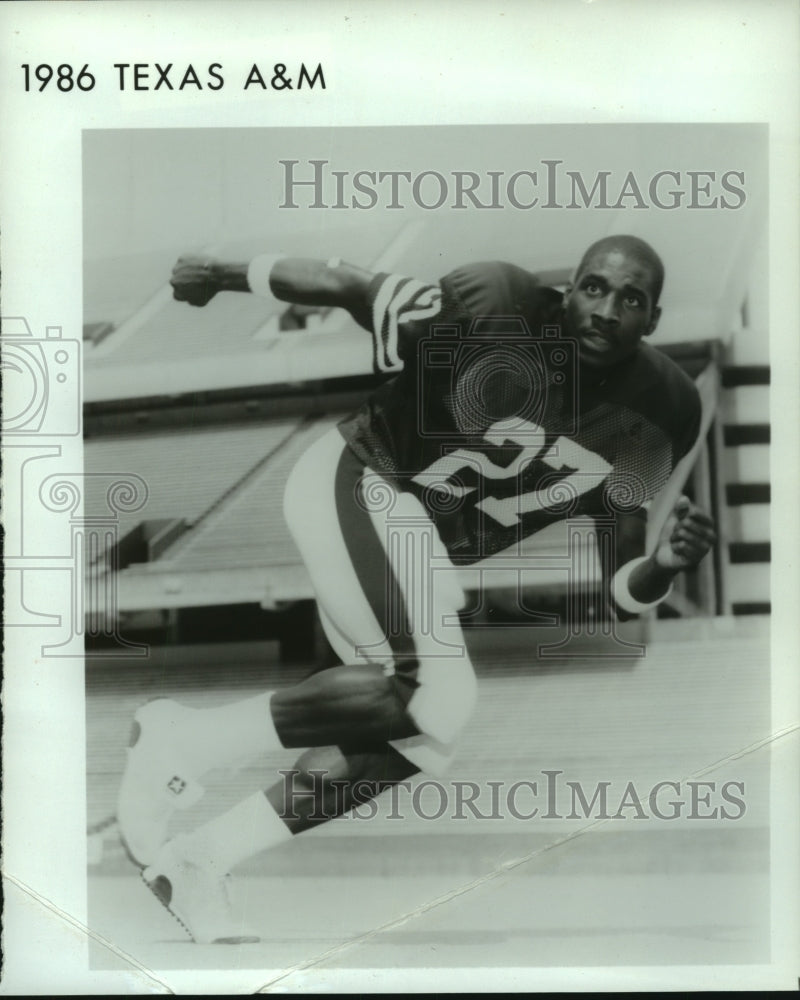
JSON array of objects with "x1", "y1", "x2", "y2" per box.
[{"x1": 575, "y1": 235, "x2": 665, "y2": 305}]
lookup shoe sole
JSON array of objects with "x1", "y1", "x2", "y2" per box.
[
  {"x1": 141, "y1": 870, "x2": 261, "y2": 945},
  {"x1": 120, "y1": 829, "x2": 143, "y2": 870}
]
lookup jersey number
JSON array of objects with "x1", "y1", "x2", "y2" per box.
[{"x1": 413, "y1": 418, "x2": 611, "y2": 527}]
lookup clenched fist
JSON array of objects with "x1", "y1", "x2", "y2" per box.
[
  {"x1": 653, "y1": 495, "x2": 716, "y2": 571},
  {"x1": 170, "y1": 254, "x2": 224, "y2": 307}
]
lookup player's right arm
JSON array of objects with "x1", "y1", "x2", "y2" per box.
[
  {"x1": 171, "y1": 255, "x2": 528, "y2": 376},
  {"x1": 170, "y1": 251, "x2": 456, "y2": 373},
  {"x1": 169, "y1": 253, "x2": 375, "y2": 327}
]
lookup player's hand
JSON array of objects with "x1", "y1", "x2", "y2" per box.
[
  {"x1": 170, "y1": 254, "x2": 222, "y2": 307},
  {"x1": 653, "y1": 495, "x2": 716, "y2": 571}
]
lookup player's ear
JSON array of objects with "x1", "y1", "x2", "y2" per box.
[{"x1": 645, "y1": 304, "x2": 661, "y2": 336}]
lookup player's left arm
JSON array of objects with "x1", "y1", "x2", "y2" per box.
[{"x1": 612, "y1": 496, "x2": 716, "y2": 614}]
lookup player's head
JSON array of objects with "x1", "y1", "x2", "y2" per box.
[{"x1": 562, "y1": 235, "x2": 664, "y2": 369}]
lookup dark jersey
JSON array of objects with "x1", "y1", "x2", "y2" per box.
[{"x1": 338, "y1": 261, "x2": 702, "y2": 565}]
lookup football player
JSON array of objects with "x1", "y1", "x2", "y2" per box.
[{"x1": 117, "y1": 235, "x2": 716, "y2": 942}]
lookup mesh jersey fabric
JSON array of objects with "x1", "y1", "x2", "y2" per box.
[{"x1": 337, "y1": 260, "x2": 702, "y2": 565}]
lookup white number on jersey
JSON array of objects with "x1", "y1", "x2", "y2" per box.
[{"x1": 413, "y1": 418, "x2": 611, "y2": 527}]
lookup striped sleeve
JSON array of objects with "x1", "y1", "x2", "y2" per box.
[{"x1": 367, "y1": 273, "x2": 444, "y2": 373}]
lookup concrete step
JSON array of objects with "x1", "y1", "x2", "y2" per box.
[
  {"x1": 726, "y1": 563, "x2": 770, "y2": 605},
  {"x1": 721, "y1": 385, "x2": 770, "y2": 424},
  {"x1": 726, "y1": 504, "x2": 770, "y2": 544},
  {"x1": 725, "y1": 328, "x2": 769, "y2": 365},
  {"x1": 722, "y1": 444, "x2": 770, "y2": 484}
]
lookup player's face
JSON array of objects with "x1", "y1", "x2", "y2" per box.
[{"x1": 562, "y1": 250, "x2": 661, "y2": 368}]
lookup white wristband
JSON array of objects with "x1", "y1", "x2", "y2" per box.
[
  {"x1": 611, "y1": 555, "x2": 673, "y2": 614},
  {"x1": 247, "y1": 254, "x2": 287, "y2": 301}
]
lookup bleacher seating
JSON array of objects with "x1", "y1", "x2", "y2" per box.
[
  {"x1": 83, "y1": 421, "x2": 300, "y2": 557},
  {"x1": 165, "y1": 417, "x2": 340, "y2": 573}
]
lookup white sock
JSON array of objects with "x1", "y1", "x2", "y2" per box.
[
  {"x1": 183, "y1": 792, "x2": 293, "y2": 874},
  {"x1": 172, "y1": 692, "x2": 283, "y2": 774}
]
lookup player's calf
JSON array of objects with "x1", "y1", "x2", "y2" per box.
[
  {"x1": 117, "y1": 662, "x2": 441, "y2": 866},
  {"x1": 266, "y1": 744, "x2": 419, "y2": 834},
  {"x1": 270, "y1": 662, "x2": 422, "y2": 747}
]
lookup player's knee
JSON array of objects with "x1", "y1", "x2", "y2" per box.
[
  {"x1": 408, "y1": 660, "x2": 478, "y2": 745},
  {"x1": 293, "y1": 746, "x2": 349, "y2": 789}
]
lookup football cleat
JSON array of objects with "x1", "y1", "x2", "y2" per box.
[
  {"x1": 117, "y1": 699, "x2": 206, "y2": 867},
  {"x1": 143, "y1": 835, "x2": 260, "y2": 944}
]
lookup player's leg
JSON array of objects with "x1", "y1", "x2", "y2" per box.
[
  {"x1": 270, "y1": 662, "x2": 420, "y2": 747},
  {"x1": 278, "y1": 429, "x2": 478, "y2": 766},
  {"x1": 141, "y1": 744, "x2": 418, "y2": 944},
  {"x1": 125, "y1": 425, "x2": 477, "y2": 819},
  {"x1": 160, "y1": 433, "x2": 477, "y2": 870},
  {"x1": 270, "y1": 743, "x2": 420, "y2": 833},
  {"x1": 117, "y1": 430, "x2": 425, "y2": 867},
  {"x1": 149, "y1": 745, "x2": 418, "y2": 877},
  {"x1": 117, "y1": 674, "x2": 422, "y2": 870},
  {"x1": 127, "y1": 428, "x2": 477, "y2": 941}
]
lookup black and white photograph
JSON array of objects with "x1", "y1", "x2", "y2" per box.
[
  {"x1": 80, "y1": 123, "x2": 773, "y2": 972},
  {"x1": 1, "y1": 3, "x2": 798, "y2": 994}
]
